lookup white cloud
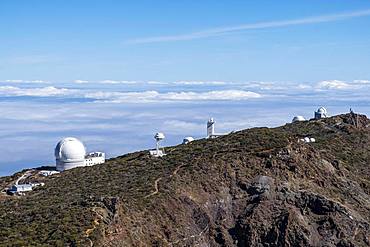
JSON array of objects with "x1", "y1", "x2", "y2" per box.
[
  {"x1": 173, "y1": 81, "x2": 229, "y2": 85},
  {"x1": 147, "y1": 81, "x2": 168, "y2": 85},
  {"x1": 3, "y1": 79, "x2": 50, "y2": 84},
  {"x1": 5, "y1": 80, "x2": 24, "y2": 83},
  {"x1": 0, "y1": 86, "x2": 72, "y2": 97},
  {"x1": 127, "y1": 9, "x2": 370, "y2": 44},
  {"x1": 100, "y1": 80, "x2": 119, "y2": 84},
  {"x1": 316, "y1": 80, "x2": 350, "y2": 90},
  {"x1": 85, "y1": 90, "x2": 158, "y2": 102},
  {"x1": 147, "y1": 80, "x2": 236, "y2": 85},
  {"x1": 353, "y1": 79, "x2": 370, "y2": 84},
  {"x1": 74, "y1": 80, "x2": 89, "y2": 84},
  {"x1": 29, "y1": 80, "x2": 49, "y2": 83},
  {"x1": 85, "y1": 89, "x2": 261, "y2": 103},
  {"x1": 99, "y1": 80, "x2": 138, "y2": 84},
  {"x1": 162, "y1": 90, "x2": 261, "y2": 101},
  {"x1": 0, "y1": 86, "x2": 261, "y2": 103},
  {"x1": 241, "y1": 81, "x2": 297, "y2": 91},
  {"x1": 296, "y1": 84, "x2": 313, "y2": 90}
]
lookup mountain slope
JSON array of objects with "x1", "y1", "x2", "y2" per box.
[{"x1": 0, "y1": 113, "x2": 369, "y2": 246}]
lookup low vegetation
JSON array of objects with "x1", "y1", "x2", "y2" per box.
[{"x1": 0, "y1": 113, "x2": 369, "y2": 246}]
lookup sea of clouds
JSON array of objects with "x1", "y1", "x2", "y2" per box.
[{"x1": 0, "y1": 79, "x2": 369, "y2": 176}]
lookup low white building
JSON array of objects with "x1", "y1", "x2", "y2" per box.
[
  {"x1": 207, "y1": 118, "x2": 226, "y2": 138},
  {"x1": 85, "y1": 152, "x2": 105, "y2": 166},
  {"x1": 9, "y1": 184, "x2": 32, "y2": 194},
  {"x1": 39, "y1": 170, "x2": 60, "y2": 176},
  {"x1": 149, "y1": 149, "x2": 165, "y2": 157},
  {"x1": 182, "y1": 136, "x2": 194, "y2": 144},
  {"x1": 7, "y1": 182, "x2": 44, "y2": 195},
  {"x1": 55, "y1": 137, "x2": 105, "y2": 171}
]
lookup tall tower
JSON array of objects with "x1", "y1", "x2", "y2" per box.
[
  {"x1": 207, "y1": 118, "x2": 215, "y2": 138},
  {"x1": 154, "y1": 132, "x2": 165, "y2": 156}
]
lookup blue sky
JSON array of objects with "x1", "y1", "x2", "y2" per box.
[
  {"x1": 1, "y1": 1, "x2": 370, "y2": 175},
  {"x1": 2, "y1": 1, "x2": 370, "y2": 82}
]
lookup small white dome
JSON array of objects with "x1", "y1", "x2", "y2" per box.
[
  {"x1": 292, "y1": 116, "x2": 305, "y2": 123},
  {"x1": 304, "y1": 137, "x2": 311, "y2": 143},
  {"x1": 154, "y1": 132, "x2": 165, "y2": 141},
  {"x1": 182, "y1": 136, "x2": 194, "y2": 144}
]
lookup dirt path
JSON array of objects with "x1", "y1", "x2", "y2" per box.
[
  {"x1": 145, "y1": 164, "x2": 185, "y2": 199},
  {"x1": 144, "y1": 178, "x2": 162, "y2": 198},
  {"x1": 15, "y1": 170, "x2": 33, "y2": 185},
  {"x1": 85, "y1": 219, "x2": 100, "y2": 237},
  {"x1": 170, "y1": 165, "x2": 184, "y2": 178}
]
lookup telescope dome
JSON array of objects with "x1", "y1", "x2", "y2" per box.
[
  {"x1": 182, "y1": 136, "x2": 194, "y2": 144},
  {"x1": 154, "y1": 132, "x2": 165, "y2": 141},
  {"x1": 292, "y1": 116, "x2": 305, "y2": 123},
  {"x1": 317, "y1": 107, "x2": 327, "y2": 114},
  {"x1": 55, "y1": 137, "x2": 86, "y2": 171}
]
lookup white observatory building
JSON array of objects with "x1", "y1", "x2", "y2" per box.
[
  {"x1": 149, "y1": 132, "x2": 166, "y2": 157},
  {"x1": 207, "y1": 118, "x2": 215, "y2": 138},
  {"x1": 182, "y1": 136, "x2": 194, "y2": 144},
  {"x1": 292, "y1": 116, "x2": 305, "y2": 123},
  {"x1": 55, "y1": 137, "x2": 105, "y2": 171},
  {"x1": 314, "y1": 107, "x2": 329, "y2": 119},
  {"x1": 207, "y1": 118, "x2": 226, "y2": 138}
]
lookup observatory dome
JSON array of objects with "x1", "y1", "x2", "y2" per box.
[
  {"x1": 55, "y1": 137, "x2": 86, "y2": 171},
  {"x1": 154, "y1": 132, "x2": 165, "y2": 141},
  {"x1": 292, "y1": 116, "x2": 305, "y2": 123},
  {"x1": 317, "y1": 107, "x2": 327, "y2": 114},
  {"x1": 314, "y1": 106, "x2": 329, "y2": 119},
  {"x1": 182, "y1": 136, "x2": 194, "y2": 144}
]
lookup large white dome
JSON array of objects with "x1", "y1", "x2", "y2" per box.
[{"x1": 55, "y1": 137, "x2": 86, "y2": 171}]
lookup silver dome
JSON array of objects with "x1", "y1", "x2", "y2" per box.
[{"x1": 55, "y1": 137, "x2": 86, "y2": 171}]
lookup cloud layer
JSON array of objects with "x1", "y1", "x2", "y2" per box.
[
  {"x1": 1, "y1": 79, "x2": 370, "y2": 103},
  {"x1": 0, "y1": 86, "x2": 261, "y2": 102},
  {"x1": 1, "y1": 78, "x2": 370, "y2": 176},
  {"x1": 1, "y1": 80, "x2": 50, "y2": 84},
  {"x1": 0, "y1": 86, "x2": 71, "y2": 97},
  {"x1": 316, "y1": 80, "x2": 350, "y2": 90},
  {"x1": 84, "y1": 90, "x2": 262, "y2": 102}
]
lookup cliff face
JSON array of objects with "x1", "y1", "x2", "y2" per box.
[{"x1": 0, "y1": 114, "x2": 369, "y2": 246}]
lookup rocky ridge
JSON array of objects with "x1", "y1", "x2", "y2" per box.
[{"x1": 0, "y1": 113, "x2": 369, "y2": 246}]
